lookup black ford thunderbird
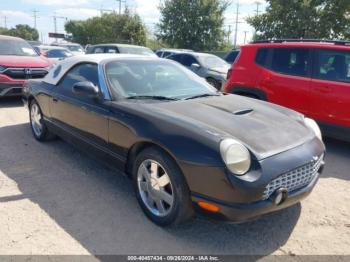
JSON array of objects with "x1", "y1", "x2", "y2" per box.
[{"x1": 23, "y1": 54, "x2": 326, "y2": 226}]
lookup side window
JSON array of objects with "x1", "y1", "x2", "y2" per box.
[
  {"x1": 315, "y1": 49, "x2": 350, "y2": 83},
  {"x1": 271, "y1": 48, "x2": 309, "y2": 77},
  {"x1": 93, "y1": 47, "x2": 105, "y2": 54},
  {"x1": 182, "y1": 55, "x2": 197, "y2": 67},
  {"x1": 58, "y1": 63, "x2": 99, "y2": 97},
  {"x1": 168, "y1": 54, "x2": 182, "y2": 63},
  {"x1": 163, "y1": 51, "x2": 171, "y2": 58},
  {"x1": 106, "y1": 47, "x2": 118, "y2": 53},
  {"x1": 226, "y1": 50, "x2": 239, "y2": 63},
  {"x1": 255, "y1": 48, "x2": 269, "y2": 67}
]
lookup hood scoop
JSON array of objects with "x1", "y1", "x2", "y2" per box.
[{"x1": 233, "y1": 109, "x2": 254, "y2": 116}]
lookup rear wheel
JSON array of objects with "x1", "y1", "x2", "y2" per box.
[
  {"x1": 133, "y1": 147, "x2": 193, "y2": 226},
  {"x1": 29, "y1": 100, "x2": 55, "y2": 141}
]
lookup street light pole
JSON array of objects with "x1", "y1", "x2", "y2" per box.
[{"x1": 233, "y1": 2, "x2": 240, "y2": 48}]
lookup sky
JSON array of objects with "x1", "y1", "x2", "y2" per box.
[{"x1": 0, "y1": 0, "x2": 267, "y2": 47}]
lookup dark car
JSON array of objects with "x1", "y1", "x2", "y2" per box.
[
  {"x1": 155, "y1": 48, "x2": 193, "y2": 58},
  {"x1": 167, "y1": 52, "x2": 230, "y2": 90},
  {"x1": 23, "y1": 54, "x2": 325, "y2": 226},
  {"x1": 223, "y1": 48, "x2": 240, "y2": 64}
]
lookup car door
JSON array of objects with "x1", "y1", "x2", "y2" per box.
[
  {"x1": 260, "y1": 47, "x2": 312, "y2": 115},
  {"x1": 50, "y1": 63, "x2": 110, "y2": 156},
  {"x1": 310, "y1": 48, "x2": 350, "y2": 128}
]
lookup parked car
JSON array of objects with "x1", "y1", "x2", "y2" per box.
[
  {"x1": 167, "y1": 52, "x2": 230, "y2": 90},
  {"x1": 52, "y1": 43, "x2": 85, "y2": 56},
  {"x1": 155, "y1": 48, "x2": 193, "y2": 58},
  {"x1": 38, "y1": 46, "x2": 73, "y2": 63},
  {"x1": 86, "y1": 44, "x2": 157, "y2": 57},
  {"x1": 0, "y1": 35, "x2": 51, "y2": 97},
  {"x1": 223, "y1": 48, "x2": 240, "y2": 64},
  {"x1": 224, "y1": 39, "x2": 350, "y2": 142},
  {"x1": 23, "y1": 54, "x2": 325, "y2": 226}
]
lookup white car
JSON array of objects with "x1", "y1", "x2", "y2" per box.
[
  {"x1": 53, "y1": 43, "x2": 85, "y2": 56},
  {"x1": 38, "y1": 46, "x2": 74, "y2": 63}
]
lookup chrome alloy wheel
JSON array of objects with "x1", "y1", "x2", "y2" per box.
[
  {"x1": 137, "y1": 159, "x2": 174, "y2": 217},
  {"x1": 30, "y1": 103, "x2": 43, "y2": 137}
]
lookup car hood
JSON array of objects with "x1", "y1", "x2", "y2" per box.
[
  {"x1": 0, "y1": 55, "x2": 50, "y2": 68},
  {"x1": 208, "y1": 65, "x2": 230, "y2": 74},
  {"x1": 148, "y1": 94, "x2": 315, "y2": 160}
]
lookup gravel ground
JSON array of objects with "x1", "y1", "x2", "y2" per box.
[{"x1": 0, "y1": 97, "x2": 349, "y2": 256}]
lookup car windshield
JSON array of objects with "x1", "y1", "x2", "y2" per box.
[
  {"x1": 0, "y1": 39, "x2": 38, "y2": 56},
  {"x1": 199, "y1": 54, "x2": 228, "y2": 68},
  {"x1": 105, "y1": 59, "x2": 217, "y2": 100},
  {"x1": 65, "y1": 45, "x2": 83, "y2": 52},
  {"x1": 118, "y1": 46, "x2": 155, "y2": 56}
]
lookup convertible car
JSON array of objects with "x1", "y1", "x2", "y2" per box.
[{"x1": 23, "y1": 54, "x2": 326, "y2": 226}]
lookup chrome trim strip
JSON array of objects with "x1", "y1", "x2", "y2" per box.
[{"x1": 1, "y1": 67, "x2": 49, "y2": 73}]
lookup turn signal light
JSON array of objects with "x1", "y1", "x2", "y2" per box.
[{"x1": 197, "y1": 201, "x2": 220, "y2": 213}]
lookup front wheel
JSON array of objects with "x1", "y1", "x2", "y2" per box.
[
  {"x1": 206, "y1": 78, "x2": 221, "y2": 90},
  {"x1": 29, "y1": 100, "x2": 55, "y2": 141},
  {"x1": 133, "y1": 147, "x2": 193, "y2": 226}
]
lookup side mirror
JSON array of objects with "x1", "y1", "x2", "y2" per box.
[
  {"x1": 190, "y1": 63, "x2": 201, "y2": 71},
  {"x1": 72, "y1": 81, "x2": 99, "y2": 97}
]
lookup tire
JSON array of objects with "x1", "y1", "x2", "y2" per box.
[
  {"x1": 29, "y1": 100, "x2": 56, "y2": 141},
  {"x1": 132, "y1": 147, "x2": 193, "y2": 226},
  {"x1": 206, "y1": 77, "x2": 221, "y2": 90}
]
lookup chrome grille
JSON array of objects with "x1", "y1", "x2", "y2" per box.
[
  {"x1": 262, "y1": 154, "x2": 324, "y2": 200},
  {"x1": 3, "y1": 68, "x2": 48, "y2": 79}
]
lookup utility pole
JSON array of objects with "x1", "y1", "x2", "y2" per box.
[
  {"x1": 254, "y1": 1, "x2": 261, "y2": 16},
  {"x1": 243, "y1": 31, "x2": 248, "y2": 44},
  {"x1": 116, "y1": 0, "x2": 126, "y2": 14},
  {"x1": 3, "y1": 16, "x2": 7, "y2": 29},
  {"x1": 32, "y1": 10, "x2": 39, "y2": 29},
  {"x1": 52, "y1": 13, "x2": 67, "y2": 42},
  {"x1": 233, "y1": 2, "x2": 240, "y2": 48},
  {"x1": 227, "y1": 25, "x2": 232, "y2": 44}
]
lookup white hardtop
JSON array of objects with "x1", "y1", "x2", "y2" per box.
[{"x1": 43, "y1": 54, "x2": 161, "y2": 85}]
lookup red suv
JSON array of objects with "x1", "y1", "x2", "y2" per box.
[
  {"x1": 0, "y1": 35, "x2": 51, "y2": 97},
  {"x1": 224, "y1": 40, "x2": 350, "y2": 141}
]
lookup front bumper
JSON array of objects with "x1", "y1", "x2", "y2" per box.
[
  {"x1": 184, "y1": 137, "x2": 325, "y2": 222},
  {"x1": 192, "y1": 168, "x2": 321, "y2": 222}
]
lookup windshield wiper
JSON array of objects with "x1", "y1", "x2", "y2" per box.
[
  {"x1": 126, "y1": 95, "x2": 179, "y2": 101},
  {"x1": 184, "y1": 93, "x2": 220, "y2": 100}
]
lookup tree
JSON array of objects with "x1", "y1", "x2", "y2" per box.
[
  {"x1": 157, "y1": 0, "x2": 229, "y2": 51},
  {"x1": 247, "y1": 0, "x2": 350, "y2": 40},
  {"x1": 0, "y1": 24, "x2": 39, "y2": 40},
  {"x1": 65, "y1": 11, "x2": 147, "y2": 46}
]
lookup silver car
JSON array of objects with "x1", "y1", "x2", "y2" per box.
[{"x1": 167, "y1": 52, "x2": 230, "y2": 90}]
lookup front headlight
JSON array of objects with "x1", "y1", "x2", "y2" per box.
[
  {"x1": 220, "y1": 138, "x2": 251, "y2": 175},
  {"x1": 304, "y1": 117, "x2": 322, "y2": 141}
]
